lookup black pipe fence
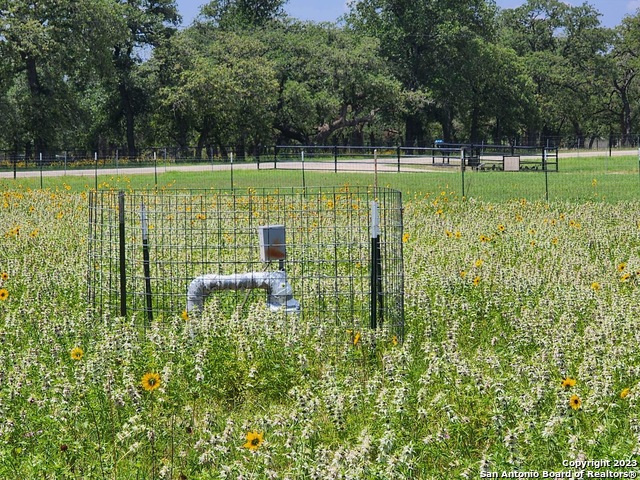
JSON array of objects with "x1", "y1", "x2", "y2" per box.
[
  {"x1": 0, "y1": 144, "x2": 565, "y2": 175},
  {"x1": 1, "y1": 133, "x2": 638, "y2": 167}
]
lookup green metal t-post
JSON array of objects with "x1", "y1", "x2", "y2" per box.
[
  {"x1": 461, "y1": 148, "x2": 466, "y2": 198},
  {"x1": 370, "y1": 200, "x2": 382, "y2": 330},
  {"x1": 118, "y1": 191, "x2": 127, "y2": 317},
  {"x1": 141, "y1": 202, "x2": 153, "y2": 324},
  {"x1": 543, "y1": 149, "x2": 549, "y2": 202}
]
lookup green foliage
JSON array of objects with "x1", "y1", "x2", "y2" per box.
[
  {"x1": 199, "y1": 0, "x2": 287, "y2": 29},
  {"x1": 2, "y1": 180, "x2": 640, "y2": 476},
  {"x1": 0, "y1": 0, "x2": 128, "y2": 151},
  {"x1": 262, "y1": 22, "x2": 404, "y2": 144},
  {"x1": 498, "y1": 0, "x2": 612, "y2": 140},
  {"x1": 603, "y1": 13, "x2": 640, "y2": 144},
  {"x1": 346, "y1": 0, "x2": 500, "y2": 143},
  {"x1": 3, "y1": 0, "x2": 640, "y2": 155},
  {"x1": 154, "y1": 29, "x2": 279, "y2": 154}
]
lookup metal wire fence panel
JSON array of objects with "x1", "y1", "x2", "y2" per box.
[{"x1": 88, "y1": 187, "x2": 404, "y2": 338}]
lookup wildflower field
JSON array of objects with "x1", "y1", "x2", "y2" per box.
[{"x1": 1, "y1": 167, "x2": 640, "y2": 478}]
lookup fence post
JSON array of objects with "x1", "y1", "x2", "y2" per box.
[
  {"x1": 13, "y1": 154, "x2": 16, "y2": 180},
  {"x1": 118, "y1": 191, "x2": 127, "y2": 317},
  {"x1": 301, "y1": 150, "x2": 306, "y2": 191},
  {"x1": 141, "y1": 201, "x2": 153, "y2": 325},
  {"x1": 461, "y1": 148, "x2": 465, "y2": 198},
  {"x1": 397, "y1": 145, "x2": 401, "y2": 172},
  {"x1": 543, "y1": 149, "x2": 549, "y2": 202},
  {"x1": 334, "y1": 145, "x2": 338, "y2": 173},
  {"x1": 39, "y1": 152, "x2": 43, "y2": 189},
  {"x1": 274, "y1": 145, "x2": 278, "y2": 169},
  {"x1": 370, "y1": 200, "x2": 382, "y2": 329},
  {"x1": 374, "y1": 149, "x2": 378, "y2": 197}
]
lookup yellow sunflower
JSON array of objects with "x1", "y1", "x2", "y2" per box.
[
  {"x1": 0, "y1": 288, "x2": 8, "y2": 301},
  {"x1": 621, "y1": 388, "x2": 631, "y2": 399},
  {"x1": 141, "y1": 372, "x2": 161, "y2": 392},
  {"x1": 1, "y1": 272, "x2": 8, "y2": 281},
  {"x1": 561, "y1": 377, "x2": 576, "y2": 389},
  {"x1": 70, "y1": 347, "x2": 84, "y2": 361},
  {"x1": 243, "y1": 431, "x2": 264, "y2": 450},
  {"x1": 569, "y1": 394, "x2": 582, "y2": 410}
]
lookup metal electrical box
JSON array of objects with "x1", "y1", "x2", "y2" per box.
[
  {"x1": 504, "y1": 155, "x2": 520, "y2": 172},
  {"x1": 258, "y1": 225, "x2": 286, "y2": 262}
]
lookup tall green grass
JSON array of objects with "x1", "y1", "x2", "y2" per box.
[{"x1": 1, "y1": 158, "x2": 640, "y2": 477}]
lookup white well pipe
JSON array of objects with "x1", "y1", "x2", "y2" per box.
[{"x1": 187, "y1": 270, "x2": 300, "y2": 315}]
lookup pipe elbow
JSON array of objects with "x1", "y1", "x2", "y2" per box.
[
  {"x1": 186, "y1": 276, "x2": 208, "y2": 314},
  {"x1": 186, "y1": 271, "x2": 300, "y2": 316}
]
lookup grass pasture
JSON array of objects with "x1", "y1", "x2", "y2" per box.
[
  {"x1": 2, "y1": 151, "x2": 640, "y2": 202},
  {"x1": 1, "y1": 157, "x2": 640, "y2": 478}
]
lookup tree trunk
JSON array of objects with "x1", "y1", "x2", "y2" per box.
[
  {"x1": 174, "y1": 113, "x2": 189, "y2": 150},
  {"x1": 235, "y1": 135, "x2": 246, "y2": 161},
  {"x1": 613, "y1": 71, "x2": 635, "y2": 147},
  {"x1": 275, "y1": 126, "x2": 308, "y2": 145},
  {"x1": 572, "y1": 122, "x2": 584, "y2": 149},
  {"x1": 119, "y1": 81, "x2": 136, "y2": 157},
  {"x1": 621, "y1": 89, "x2": 633, "y2": 146},
  {"x1": 440, "y1": 105, "x2": 454, "y2": 143},
  {"x1": 405, "y1": 113, "x2": 422, "y2": 146},
  {"x1": 22, "y1": 54, "x2": 47, "y2": 154},
  {"x1": 492, "y1": 118, "x2": 502, "y2": 144},
  {"x1": 196, "y1": 116, "x2": 214, "y2": 159},
  {"x1": 313, "y1": 108, "x2": 377, "y2": 145},
  {"x1": 196, "y1": 130, "x2": 208, "y2": 160},
  {"x1": 469, "y1": 105, "x2": 480, "y2": 144}
]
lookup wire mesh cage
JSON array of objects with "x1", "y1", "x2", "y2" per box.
[{"x1": 88, "y1": 187, "x2": 404, "y2": 338}]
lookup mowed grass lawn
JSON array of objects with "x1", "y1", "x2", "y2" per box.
[
  {"x1": 1, "y1": 156, "x2": 640, "y2": 478},
  {"x1": 2, "y1": 151, "x2": 640, "y2": 201}
]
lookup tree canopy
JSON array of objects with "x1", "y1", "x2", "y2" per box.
[{"x1": 0, "y1": 0, "x2": 639, "y2": 155}]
